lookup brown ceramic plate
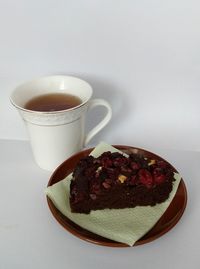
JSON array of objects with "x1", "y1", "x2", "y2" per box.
[{"x1": 46, "y1": 145, "x2": 187, "y2": 247}]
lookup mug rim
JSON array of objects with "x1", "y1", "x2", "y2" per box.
[{"x1": 10, "y1": 75, "x2": 93, "y2": 114}]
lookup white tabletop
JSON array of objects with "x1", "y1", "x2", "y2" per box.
[{"x1": 0, "y1": 139, "x2": 199, "y2": 269}]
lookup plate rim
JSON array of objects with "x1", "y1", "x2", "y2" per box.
[{"x1": 46, "y1": 145, "x2": 188, "y2": 247}]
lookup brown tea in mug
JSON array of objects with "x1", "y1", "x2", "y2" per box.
[{"x1": 24, "y1": 93, "x2": 82, "y2": 112}]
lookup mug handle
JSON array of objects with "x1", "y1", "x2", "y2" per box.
[{"x1": 84, "y1": 99, "x2": 112, "y2": 146}]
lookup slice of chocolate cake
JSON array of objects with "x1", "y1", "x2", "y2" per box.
[{"x1": 70, "y1": 151, "x2": 175, "y2": 214}]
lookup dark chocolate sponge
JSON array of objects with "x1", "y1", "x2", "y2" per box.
[{"x1": 70, "y1": 151, "x2": 175, "y2": 214}]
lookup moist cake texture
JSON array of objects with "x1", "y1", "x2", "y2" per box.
[{"x1": 70, "y1": 151, "x2": 175, "y2": 213}]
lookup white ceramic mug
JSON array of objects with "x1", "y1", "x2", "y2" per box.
[{"x1": 10, "y1": 75, "x2": 112, "y2": 171}]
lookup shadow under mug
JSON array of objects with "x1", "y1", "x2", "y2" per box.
[{"x1": 10, "y1": 75, "x2": 112, "y2": 171}]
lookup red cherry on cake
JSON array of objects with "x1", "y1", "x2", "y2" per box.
[
  {"x1": 101, "y1": 157, "x2": 113, "y2": 168},
  {"x1": 113, "y1": 157, "x2": 127, "y2": 167},
  {"x1": 153, "y1": 168, "x2": 166, "y2": 184},
  {"x1": 129, "y1": 175, "x2": 137, "y2": 185},
  {"x1": 157, "y1": 160, "x2": 168, "y2": 169},
  {"x1": 131, "y1": 162, "x2": 140, "y2": 170},
  {"x1": 138, "y1": 169, "x2": 153, "y2": 188}
]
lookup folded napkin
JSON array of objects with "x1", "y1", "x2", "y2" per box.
[{"x1": 45, "y1": 142, "x2": 181, "y2": 246}]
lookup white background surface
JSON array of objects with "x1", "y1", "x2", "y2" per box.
[
  {"x1": 1, "y1": 1, "x2": 200, "y2": 268},
  {"x1": 1, "y1": 0, "x2": 200, "y2": 151}
]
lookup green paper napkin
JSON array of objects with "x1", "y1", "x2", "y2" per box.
[{"x1": 45, "y1": 142, "x2": 181, "y2": 246}]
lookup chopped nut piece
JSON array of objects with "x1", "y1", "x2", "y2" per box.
[
  {"x1": 96, "y1": 166, "x2": 102, "y2": 172},
  {"x1": 148, "y1": 159, "x2": 156, "y2": 166},
  {"x1": 118, "y1": 174, "x2": 127, "y2": 183}
]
